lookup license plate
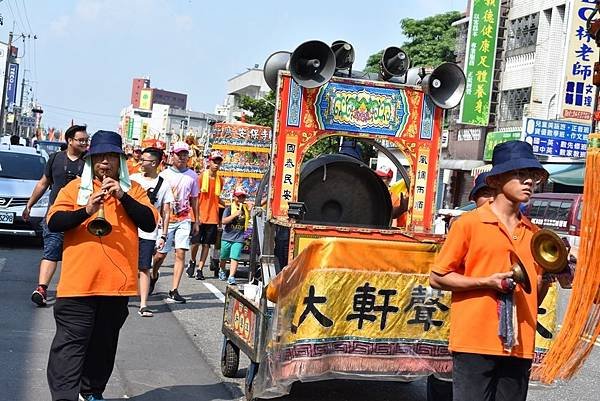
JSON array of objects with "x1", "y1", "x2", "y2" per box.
[{"x1": 0, "y1": 211, "x2": 15, "y2": 224}]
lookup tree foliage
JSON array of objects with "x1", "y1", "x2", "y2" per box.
[
  {"x1": 365, "y1": 11, "x2": 462, "y2": 72},
  {"x1": 237, "y1": 90, "x2": 276, "y2": 127}
]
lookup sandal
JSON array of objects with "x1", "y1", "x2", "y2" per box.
[{"x1": 138, "y1": 307, "x2": 153, "y2": 317}]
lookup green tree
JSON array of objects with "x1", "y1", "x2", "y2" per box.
[
  {"x1": 365, "y1": 11, "x2": 462, "y2": 71},
  {"x1": 237, "y1": 90, "x2": 276, "y2": 127}
]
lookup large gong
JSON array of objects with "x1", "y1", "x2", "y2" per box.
[{"x1": 298, "y1": 154, "x2": 392, "y2": 227}]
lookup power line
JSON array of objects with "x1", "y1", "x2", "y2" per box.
[
  {"x1": 19, "y1": 0, "x2": 33, "y2": 34},
  {"x1": 5, "y1": 0, "x2": 24, "y2": 33},
  {"x1": 10, "y1": 0, "x2": 27, "y2": 34},
  {"x1": 40, "y1": 103, "x2": 120, "y2": 119}
]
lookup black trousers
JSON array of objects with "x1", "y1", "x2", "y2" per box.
[
  {"x1": 47, "y1": 296, "x2": 129, "y2": 401},
  {"x1": 452, "y1": 352, "x2": 532, "y2": 401}
]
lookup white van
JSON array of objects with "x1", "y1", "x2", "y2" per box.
[{"x1": 0, "y1": 144, "x2": 50, "y2": 237}]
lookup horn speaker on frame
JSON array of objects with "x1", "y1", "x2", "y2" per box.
[{"x1": 288, "y1": 40, "x2": 336, "y2": 89}]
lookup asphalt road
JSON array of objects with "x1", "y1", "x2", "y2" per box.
[{"x1": 1, "y1": 236, "x2": 599, "y2": 401}]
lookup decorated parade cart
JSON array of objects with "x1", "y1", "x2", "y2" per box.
[
  {"x1": 219, "y1": 41, "x2": 562, "y2": 400},
  {"x1": 207, "y1": 122, "x2": 272, "y2": 276}
]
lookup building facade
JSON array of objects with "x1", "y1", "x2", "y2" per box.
[
  {"x1": 215, "y1": 66, "x2": 270, "y2": 122},
  {"x1": 444, "y1": 0, "x2": 580, "y2": 208},
  {"x1": 120, "y1": 79, "x2": 222, "y2": 148}
]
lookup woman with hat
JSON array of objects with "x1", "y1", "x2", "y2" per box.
[
  {"x1": 429, "y1": 140, "x2": 551, "y2": 401},
  {"x1": 45, "y1": 130, "x2": 158, "y2": 401}
]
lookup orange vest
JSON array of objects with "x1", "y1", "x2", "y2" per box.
[{"x1": 47, "y1": 178, "x2": 158, "y2": 297}]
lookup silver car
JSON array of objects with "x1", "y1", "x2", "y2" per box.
[{"x1": 0, "y1": 144, "x2": 49, "y2": 237}]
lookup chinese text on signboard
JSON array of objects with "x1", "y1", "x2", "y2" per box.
[
  {"x1": 559, "y1": 0, "x2": 598, "y2": 123},
  {"x1": 523, "y1": 117, "x2": 590, "y2": 158},
  {"x1": 484, "y1": 131, "x2": 521, "y2": 161},
  {"x1": 459, "y1": 0, "x2": 501, "y2": 126}
]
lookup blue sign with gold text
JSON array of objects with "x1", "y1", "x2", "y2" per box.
[{"x1": 314, "y1": 82, "x2": 409, "y2": 136}]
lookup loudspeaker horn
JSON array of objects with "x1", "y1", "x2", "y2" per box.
[
  {"x1": 263, "y1": 50, "x2": 292, "y2": 91},
  {"x1": 420, "y1": 62, "x2": 466, "y2": 109},
  {"x1": 331, "y1": 40, "x2": 355, "y2": 70},
  {"x1": 379, "y1": 47, "x2": 410, "y2": 81},
  {"x1": 289, "y1": 40, "x2": 336, "y2": 88}
]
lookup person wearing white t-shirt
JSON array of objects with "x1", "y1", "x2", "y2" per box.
[{"x1": 130, "y1": 147, "x2": 174, "y2": 317}]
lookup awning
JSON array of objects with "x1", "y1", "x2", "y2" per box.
[
  {"x1": 549, "y1": 164, "x2": 585, "y2": 187},
  {"x1": 439, "y1": 159, "x2": 485, "y2": 171},
  {"x1": 471, "y1": 164, "x2": 492, "y2": 176}
]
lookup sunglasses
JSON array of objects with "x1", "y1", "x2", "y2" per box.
[{"x1": 507, "y1": 169, "x2": 547, "y2": 184}]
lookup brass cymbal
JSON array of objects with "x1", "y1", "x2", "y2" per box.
[
  {"x1": 531, "y1": 229, "x2": 568, "y2": 274},
  {"x1": 510, "y1": 251, "x2": 532, "y2": 294}
]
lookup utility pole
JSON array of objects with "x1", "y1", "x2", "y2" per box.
[{"x1": 0, "y1": 31, "x2": 13, "y2": 135}]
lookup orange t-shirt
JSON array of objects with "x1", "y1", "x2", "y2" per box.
[
  {"x1": 198, "y1": 174, "x2": 223, "y2": 224},
  {"x1": 431, "y1": 202, "x2": 541, "y2": 359},
  {"x1": 127, "y1": 158, "x2": 141, "y2": 175},
  {"x1": 47, "y1": 178, "x2": 158, "y2": 297},
  {"x1": 390, "y1": 191, "x2": 407, "y2": 227}
]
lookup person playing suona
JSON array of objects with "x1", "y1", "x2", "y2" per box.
[
  {"x1": 129, "y1": 147, "x2": 174, "y2": 317},
  {"x1": 429, "y1": 140, "x2": 551, "y2": 401},
  {"x1": 45, "y1": 130, "x2": 158, "y2": 401},
  {"x1": 24, "y1": 124, "x2": 88, "y2": 307},
  {"x1": 150, "y1": 141, "x2": 199, "y2": 303},
  {"x1": 187, "y1": 150, "x2": 226, "y2": 280},
  {"x1": 219, "y1": 186, "x2": 250, "y2": 285}
]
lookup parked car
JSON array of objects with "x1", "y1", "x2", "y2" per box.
[
  {"x1": 34, "y1": 140, "x2": 63, "y2": 155},
  {"x1": 0, "y1": 144, "x2": 49, "y2": 237},
  {"x1": 525, "y1": 192, "x2": 583, "y2": 248}
]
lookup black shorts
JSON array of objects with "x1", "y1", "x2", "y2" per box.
[
  {"x1": 191, "y1": 224, "x2": 218, "y2": 245},
  {"x1": 138, "y1": 238, "x2": 156, "y2": 270}
]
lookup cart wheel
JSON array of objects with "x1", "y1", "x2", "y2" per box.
[
  {"x1": 220, "y1": 338, "x2": 240, "y2": 378},
  {"x1": 245, "y1": 361, "x2": 259, "y2": 401}
]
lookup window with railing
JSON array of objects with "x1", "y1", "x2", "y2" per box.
[
  {"x1": 499, "y1": 87, "x2": 531, "y2": 121},
  {"x1": 507, "y1": 13, "x2": 539, "y2": 52}
]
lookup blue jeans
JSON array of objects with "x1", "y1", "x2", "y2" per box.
[{"x1": 42, "y1": 218, "x2": 64, "y2": 262}]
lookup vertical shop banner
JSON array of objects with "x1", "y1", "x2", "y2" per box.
[
  {"x1": 559, "y1": 1, "x2": 598, "y2": 123},
  {"x1": 6, "y1": 63, "x2": 18, "y2": 111},
  {"x1": 459, "y1": 0, "x2": 501, "y2": 126}
]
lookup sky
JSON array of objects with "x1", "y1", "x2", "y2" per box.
[{"x1": 2, "y1": 0, "x2": 467, "y2": 133}]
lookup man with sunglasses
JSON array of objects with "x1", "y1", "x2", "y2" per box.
[
  {"x1": 130, "y1": 147, "x2": 174, "y2": 316},
  {"x1": 430, "y1": 141, "x2": 551, "y2": 401},
  {"x1": 150, "y1": 142, "x2": 199, "y2": 303},
  {"x1": 23, "y1": 124, "x2": 88, "y2": 307}
]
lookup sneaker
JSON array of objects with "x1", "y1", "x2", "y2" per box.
[
  {"x1": 79, "y1": 394, "x2": 105, "y2": 401},
  {"x1": 227, "y1": 276, "x2": 237, "y2": 285},
  {"x1": 148, "y1": 272, "x2": 159, "y2": 296},
  {"x1": 195, "y1": 269, "x2": 205, "y2": 280},
  {"x1": 167, "y1": 289, "x2": 186, "y2": 304},
  {"x1": 186, "y1": 260, "x2": 196, "y2": 278},
  {"x1": 218, "y1": 270, "x2": 227, "y2": 281},
  {"x1": 31, "y1": 286, "x2": 47, "y2": 307}
]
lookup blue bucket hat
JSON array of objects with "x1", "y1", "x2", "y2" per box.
[
  {"x1": 85, "y1": 130, "x2": 125, "y2": 158},
  {"x1": 486, "y1": 140, "x2": 548, "y2": 181},
  {"x1": 469, "y1": 171, "x2": 491, "y2": 201}
]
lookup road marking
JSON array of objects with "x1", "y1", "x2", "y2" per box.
[
  {"x1": 203, "y1": 282, "x2": 225, "y2": 303},
  {"x1": 0, "y1": 258, "x2": 5, "y2": 273}
]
